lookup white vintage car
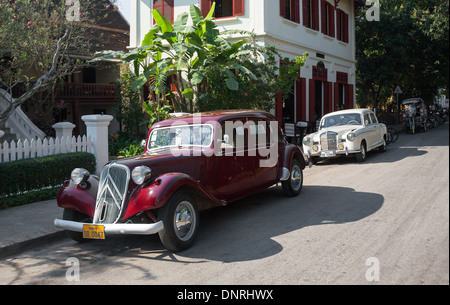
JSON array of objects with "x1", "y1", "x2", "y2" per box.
[{"x1": 302, "y1": 109, "x2": 387, "y2": 163}]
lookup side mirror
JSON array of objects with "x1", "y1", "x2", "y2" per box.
[{"x1": 140, "y1": 139, "x2": 146, "y2": 149}]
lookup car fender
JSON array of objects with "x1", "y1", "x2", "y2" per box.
[
  {"x1": 124, "y1": 173, "x2": 226, "y2": 220},
  {"x1": 57, "y1": 176, "x2": 99, "y2": 218},
  {"x1": 282, "y1": 144, "x2": 306, "y2": 172}
]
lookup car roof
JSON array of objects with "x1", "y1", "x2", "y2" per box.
[
  {"x1": 402, "y1": 98, "x2": 424, "y2": 105},
  {"x1": 323, "y1": 109, "x2": 371, "y2": 117},
  {"x1": 151, "y1": 110, "x2": 277, "y2": 129}
]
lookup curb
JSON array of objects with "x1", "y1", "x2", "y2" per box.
[{"x1": 0, "y1": 230, "x2": 68, "y2": 259}]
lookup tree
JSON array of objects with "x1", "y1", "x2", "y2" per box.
[
  {"x1": 0, "y1": 0, "x2": 121, "y2": 123},
  {"x1": 356, "y1": 0, "x2": 449, "y2": 112}
]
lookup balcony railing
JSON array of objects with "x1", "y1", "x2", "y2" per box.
[{"x1": 56, "y1": 83, "x2": 118, "y2": 100}]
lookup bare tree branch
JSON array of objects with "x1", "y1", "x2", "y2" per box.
[{"x1": 0, "y1": 27, "x2": 71, "y2": 123}]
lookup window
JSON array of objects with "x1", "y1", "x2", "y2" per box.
[
  {"x1": 303, "y1": 0, "x2": 319, "y2": 31},
  {"x1": 201, "y1": 0, "x2": 244, "y2": 18},
  {"x1": 280, "y1": 0, "x2": 300, "y2": 23},
  {"x1": 336, "y1": 8, "x2": 349, "y2": 42},
  {"x1": 153, "y1": 0, "x2": 174, "y2": 24},
  {"x1": 321, "y1": 0, "x2": 334, "y2": 37}
]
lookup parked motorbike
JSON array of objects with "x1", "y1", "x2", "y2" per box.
[{"x1": 428, "y1": 108, "x2": 439, "y2": 128}]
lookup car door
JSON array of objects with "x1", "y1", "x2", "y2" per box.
[
  {"x1": 213, "y1": 120, "x2": 256, "y2": 201},
  {"x1": 248, "y1": 118, "x2": 278, "y2": 187},
  {"x1": 369, "y1": 112, "x2": 384, "y2": 147},
  {"x1": 362, "y1": 112, "x2": 377, "y2": 150}
]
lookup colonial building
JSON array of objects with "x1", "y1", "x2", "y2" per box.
[{"x1": 129, "y1": 0, "x2": 362, "y2": 130}]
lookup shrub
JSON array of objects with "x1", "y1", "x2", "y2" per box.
[{"x1": 0, "y1": 152, "x2": 96, "y2": 208}]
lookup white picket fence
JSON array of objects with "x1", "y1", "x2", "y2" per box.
[{"x1": 0, "y1": 135, "x2": 92, "y2": 163}]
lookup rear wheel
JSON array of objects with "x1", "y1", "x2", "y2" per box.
[
  {"x1": 157, "y1": 191, "x2": 199, "y2": 252},
  {"x1": 282, "y1": 159, "x2": 303, "y2": 197}
]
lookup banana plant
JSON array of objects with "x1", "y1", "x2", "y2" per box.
[{"x1": 92, "y1": 3, "x2": 258, "y2": 115}]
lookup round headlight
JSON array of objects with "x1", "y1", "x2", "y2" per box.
[
  {"x1": 132, "y1": 166, "x2": 152, "y2": 185},
  {"x1": 71, "y1": 168, "x2": 90, "y2": 185},
  {"x1": 347, "y1": 132, "x2": 356, "y2": 142},
  {"x1": 303, "y1": 136, "x2": 311, "y2": 145}
]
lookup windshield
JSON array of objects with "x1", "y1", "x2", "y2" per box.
[
  {"x1": 148, "y1": 124, "x2": 213, "y2": 150},
  {"x1": 320, "y1": 113, "x2": 362, "y2": 129}
]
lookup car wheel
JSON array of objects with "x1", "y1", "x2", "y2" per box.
[
  {"x1": 157, "y1": 191, "x2": 199, "y2": 252},
  {"x1": 356, "y1": 142, "x2": 367, "y2": 162},
  {"x1": 282, "y1": 159, "x2": 303, "y2": 197},
  {"x1": 63, "y1": 209, "x2": 91, "y2": 243},
  {"x1": 379, "y1": 137, "x2": 387, "y2": 152}
]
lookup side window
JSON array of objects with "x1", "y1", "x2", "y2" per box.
[
  {"x1": 369, "y1": 113, "x2": 378, "y2": 124},
  {"x1": 221, "y1": 120, "x2": 247, "y2": 150},
  {"x1": 248, "y1": 120, "x2": 270, "y2": 148},
  {"x1": 201, "y1": 0, "x2": 245, "y2": 18},
  {"x1": 280, "y1": 0, "x2": 300, "y2": 24},
  {"x1": 364, "y1": 113, "x2": 371, "y2": 125},
  {"x1": 153, "y1": 0, "x2": 174, "y2": 24}
]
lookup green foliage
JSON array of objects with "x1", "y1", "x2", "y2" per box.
[
  {"x1": 113, "y1": 69, "x2": 149, "y2": 139},
  {"x1": 118, "y1": 142, "x2": 145, "y2": 158},
  {"x1": 356, "y1": 0, "x2": 449, "y2": 111},
  {"x1": 0, "y1": 152, "x2": 96, "y2": 209}
]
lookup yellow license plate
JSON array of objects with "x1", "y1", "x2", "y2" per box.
[{"x1": 83, "y1": 224, "x2": 105, "y2": 240}]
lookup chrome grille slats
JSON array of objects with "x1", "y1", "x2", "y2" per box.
[
  {"x1": 320, "y1": 131, "x2": 338, "y2": 151},
  {"x1": 93, "y1": 163, "x2": 130, "y2": 224}
]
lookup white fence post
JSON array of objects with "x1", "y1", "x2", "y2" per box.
[
  {"x1": 81, "y1": 114, "x2": 113, "y2": 175},
  {"x1": 53, "y1": 122, "x2": 75, "y2": 139}
]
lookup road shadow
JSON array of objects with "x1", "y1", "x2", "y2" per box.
[{"x1": 116, "y1": 185, "x2": 384, "y2": 263}]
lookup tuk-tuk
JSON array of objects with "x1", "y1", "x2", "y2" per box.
[{"x1": 402, "y1": 98, "x2": 428, "y2": 134}]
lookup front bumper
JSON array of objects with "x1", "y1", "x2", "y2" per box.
[
  {"x1": 305, "y1": 148, "x2": 361, "y2": 159},
  {"x1": 54, "y1": 219, "x2": 164, "y2": 235}
]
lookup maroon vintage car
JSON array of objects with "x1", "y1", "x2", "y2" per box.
[{"x1": 54, "y1": 110, "x2": 306, "y2": 251}]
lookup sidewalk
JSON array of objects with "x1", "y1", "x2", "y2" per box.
[{"x1": 0, "y1": 199, "x2": 66, "y2": 259}]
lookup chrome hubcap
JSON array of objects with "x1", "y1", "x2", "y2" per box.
[
  {"x1": 291, "y1": 165, "x2": 302, "y2": 191},
  {"x1": 174, "y1": 201, "x2": 196, "y2": 241}
]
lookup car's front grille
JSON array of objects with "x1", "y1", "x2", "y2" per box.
[
  {"x1": 320, "y1": 131, "x2": 338, "y2": 150},
  {"x1": 93, "y1": 163, "x2": 130, "y2": 224}
]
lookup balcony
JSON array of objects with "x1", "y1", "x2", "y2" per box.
[{"x1": 56, "y1": 83, "x2": 119, "y2": 102}]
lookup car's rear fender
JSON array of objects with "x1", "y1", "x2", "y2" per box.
[
  {"x1": 124, "y1": 173, "x2": 225, "y2": 220},
  {"x1": 282, "y1": 144, "x2": 306, "y2": 171}
]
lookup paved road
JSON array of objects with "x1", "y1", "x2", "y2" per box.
[{"x1": 0, "y1": 123, "x2": 448, "y2": 285}]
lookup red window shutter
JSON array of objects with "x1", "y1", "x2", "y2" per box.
[
  {"x1": 201, "y1": 0, "x2": 212, "y2": 18},
  {"x1": 302, "y1": 0, "x2": 309, "y2": 27},
  {"x1": 326, "y1": 82, "x2": 333, "y2": 115},
  {"x1": 336, "y1": 9, "x2": 341, "y2": 40},
  {"x1": 328, "y1": 3, "x2": 335, "y2": 37},
  {"x1": 280, "y1": 0, "x2": 287, "y2": 18},
  {"x1": 309, "y1": 79, "x2": 315, "y2": 123},
  {"x1": 347, "y1": 84, "x2": 354, "y2": 109},
  {"x1": 343, "y1": 12, "x2": 349, "y2": 42},
  {"x1": 300, "y1": 78, "x2": 307, "y2": 121},
  {"x1": 321, "y1": 0, "x2": 326, "y2": 34},
  {"x1": 312, "y1": 0, "x2": 319, "y2": 30},
  {"x1": 276, "y1": 93, "x2": 283, "y2": 126},
  {"x1": 234, "y1": 0, "x2": 245, "y2": 16},
  {"x1": 293, "y1": 0, "x2": 300, "y2": 23},
  {"x1": 296, "y1": 78, "x2": 302, "y2": 122}
]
